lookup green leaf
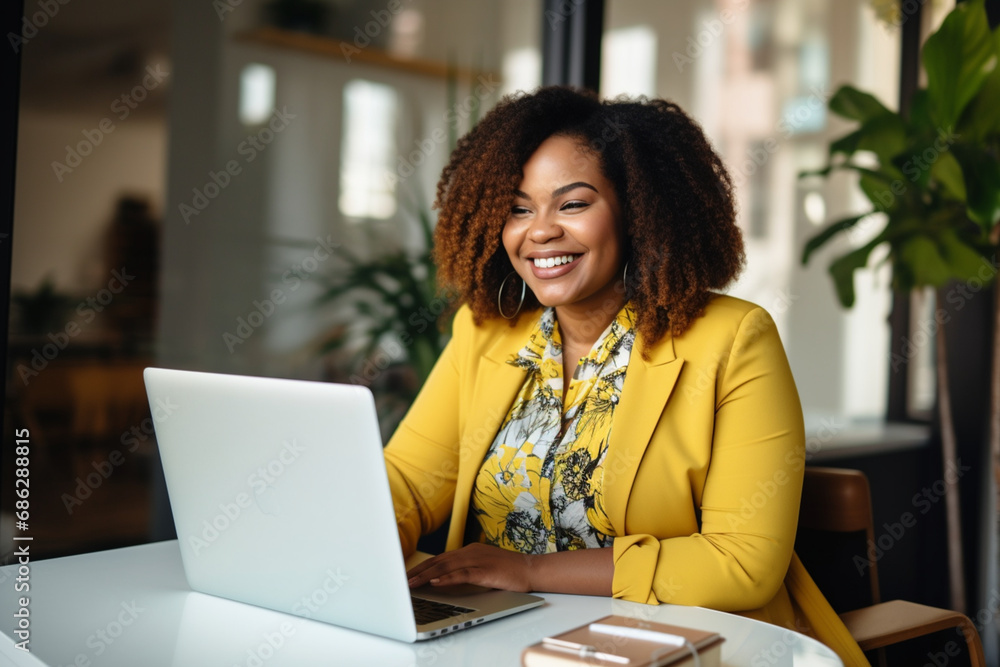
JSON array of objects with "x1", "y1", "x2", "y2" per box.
[
  {"x1": 859, "y1": 171, "x2": 902, "y2": 212},
  {"x1": 930, "y1": 151, "x2": 967, "y2": 201},
  {"x1": 952, "y1": 143, "x2": 1000, "y2": 230},
  {"x1": 799, "y1": 161, "x2": 903, "y2": 211},
  {"x1": 799, "y1": 165, "x2": 836, "y2": 179},
  {"x1": 894, "y1": 234, "x2": 953, "y2": 288},
  {"x1": 922, "y1": 0, "x2": 996, "y2": 128},
  {"x1": 828, "y1": 86, "x2": 894, "y2": 123},
  {"x1": 891, "y1": 129, "x2": 961, "y2": 191},
  {"x1": 799, "y1": 161, "x2": 896, "y2": 184},
  {"x1": 828, "y1": 236, "x2": 885, "y2": 308},
  {"x1": 938, "y1": 228, "x2": 992, "y2": 281},
  {"x1": 855, "y1": 114, "x2": 908, "y2": 168},
  {"x1": 906, "y1": 90, "x2": 935, "y2": 135},
  {"x1": 801, "y1": 212, "x2": 878, "y2": 265},
  {"x1": 829, "y1": 128, "x2": 864, "y2": 158},
  {"x1": 957, "y1": 24, "x2": 1000, "y2": 142},
  {"x1": 828, "y1": 113, "x2": 907, "y2": 171}
]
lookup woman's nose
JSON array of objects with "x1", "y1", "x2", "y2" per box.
[{"x1": 526, "y1": 210, "x2": 563, "y2": 243}]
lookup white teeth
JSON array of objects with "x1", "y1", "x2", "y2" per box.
[{"x1": 533, "y1": 254, "x2": 578, "y2": 268}]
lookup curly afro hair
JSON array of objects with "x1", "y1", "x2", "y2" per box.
[{"x1": 432, "y1": 86, "x2": 744, "y2": 345}]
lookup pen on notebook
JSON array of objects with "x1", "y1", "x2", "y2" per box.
[{"x1": 542, "y1": 637, "x2": 631, "y2": 664}]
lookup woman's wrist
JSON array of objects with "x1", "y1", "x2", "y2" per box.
[{"x1": 524, "y1": 547, "x2": 614, "y2": 596}]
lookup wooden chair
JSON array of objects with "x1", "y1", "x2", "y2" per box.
[{"x1": 798, "y1": 467, "x2": 985, "y2": 667}]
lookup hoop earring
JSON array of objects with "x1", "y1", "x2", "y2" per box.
[
  {"x1": 622, "y1": 261, "x2": 630, "y2": 288},
  {"x1": 498, "y1": 271, "x2": 525, "y2": 320}
]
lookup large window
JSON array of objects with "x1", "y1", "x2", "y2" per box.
[
  {"x1": 603, "y1": 0, "x2": 902, "y2": 423},
  {"x1": 2, "y1": 0, "x2": 542, "y2": 560},
  {"x1": 338, "y1": 79, "x2": 399, "y2": 220}
]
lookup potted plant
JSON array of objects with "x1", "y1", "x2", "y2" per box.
[
  {"x1": 800, "y1": 0, "x2": 1000, "y2": 613},
  {"x1": 311, "y1": 70, "x2": 490, "y2": 436},
  {"x1": 314, "y1": 198, "x2": 453, "y2": 398}
]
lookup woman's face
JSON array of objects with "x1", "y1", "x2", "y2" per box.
[{"x1": 502, "y1": 135, "x2": 626, "y2": 319}]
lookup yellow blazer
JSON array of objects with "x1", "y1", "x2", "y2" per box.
[{"x1": 384, "y1": 295, "x2": 869, "y2": 666}]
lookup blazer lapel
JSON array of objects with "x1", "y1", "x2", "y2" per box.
[
  {"x1": 604, "y1": 332, "x2": 684, "y2": 533},
  {"x1": 447, "y1": 318, "x2": 532, "y2": 549}
]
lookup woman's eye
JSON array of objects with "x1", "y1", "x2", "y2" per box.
[
  {"x1": 561, "y1": 201, "x2": 589, "y2": 210},
  {"x1": 511, "y1": 205, "x2": 531, "y2": 215}
]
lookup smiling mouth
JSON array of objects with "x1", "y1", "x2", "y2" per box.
[{"x1": 532, "y1": 254, "x2": 581, "y2": 268}]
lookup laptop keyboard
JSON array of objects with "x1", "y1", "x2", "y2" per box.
[{"x1": 411, "y1": 596, "x2": 476, "y2": 625}]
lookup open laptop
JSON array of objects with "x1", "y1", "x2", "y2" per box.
[{"x1": 143, "y1": 367, "x2": 543, "y2": 643}]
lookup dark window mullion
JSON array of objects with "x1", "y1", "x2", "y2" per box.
[
  {"x1": 886, "y1": 0, "x2": 924, "y2": 422},
  {"x1": 541, "y1": 0, "x2": 604, "y2": 92}
]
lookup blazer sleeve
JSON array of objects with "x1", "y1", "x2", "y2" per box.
[
  {"x1": 382, "y1": 308, "x2": 470, "y2": 556},
  {"x1": 612, "y1": 307, "x2": 806, "y2": 610}
]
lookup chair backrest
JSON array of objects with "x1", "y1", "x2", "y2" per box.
[{"x1": 797, "y1": 466, "x2": 880, "y2": 607}]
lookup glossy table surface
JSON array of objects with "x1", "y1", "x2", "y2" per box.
[{"x1": 0, "y1": 540, "x2": 842, "y2": 666}]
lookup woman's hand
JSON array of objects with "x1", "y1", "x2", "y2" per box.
[
  {"x1": 407, "y1": 543, "x2": 615, "y2": 596},
  {"x1": 406, "y1": 543, "x2": 536, "y2": 592}
]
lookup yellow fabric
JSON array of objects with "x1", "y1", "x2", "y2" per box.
[
  {"x1": 384, "y1": 295, "x2": 869, "y2": 667},
  {"x1": 471, "y1": 304, "x2": 635, "y2": 552}
]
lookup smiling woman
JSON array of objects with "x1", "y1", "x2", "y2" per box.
[
  {"x1": 503, "y1": 135, "x2": 626, "y2": 379},
  {"x1": 384, "y1": 86, "x2": 870, "y2": 666}
]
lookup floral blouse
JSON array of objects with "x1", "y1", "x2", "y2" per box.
[{"x1": 470, "y1": 304, "x2": 636, "y2": 553}]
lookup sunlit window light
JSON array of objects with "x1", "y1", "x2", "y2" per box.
[
  {"x1": 804, "y1": 191, "x2": 826, "y2": 225},
  {"x1": 388, "y1": 8, "x2": 424, "y2": 59},
  {"x1": 601, "y1": 26, "x2": 657, "y2": 99},
  {"x1": 239, "y1": 63, "x2": 276, "y2": 125},
  {"x1": 339, "y1": 79, "x2": 398, "y2": 221},
  {"x1": 502, "y1": 48, "x2": 541, "y2": 96}
]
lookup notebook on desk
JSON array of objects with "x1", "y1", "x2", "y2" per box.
[{"x1": 143, "y1": 367, "x2": 543, "y2": 643}]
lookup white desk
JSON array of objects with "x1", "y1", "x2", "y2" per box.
[{"x1": 0, "y1": 541, "x2": 842, "y2": 666}]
